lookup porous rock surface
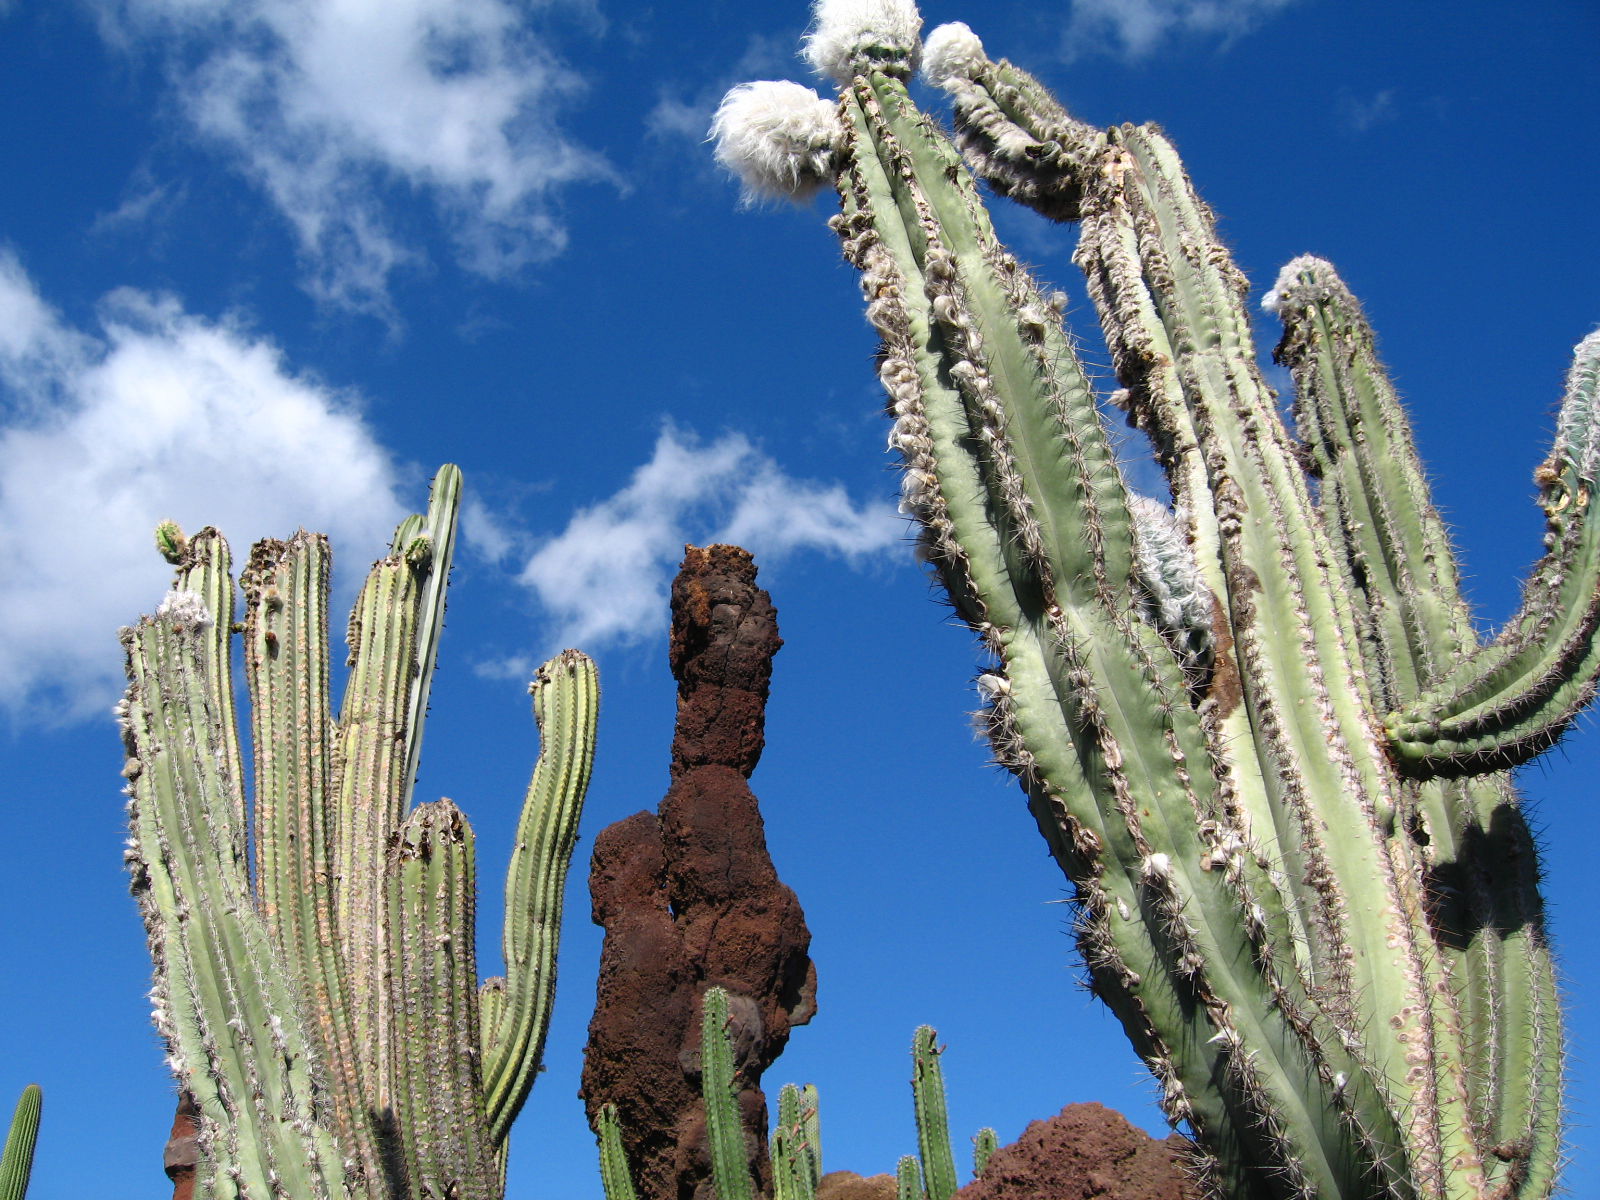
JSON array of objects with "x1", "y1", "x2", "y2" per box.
[
  {"x1": 582, "y1": 544, "x2": 817, "y2": 1200},
  {"x1": 952, "y1": 1103, "x2": 1197, "y2": 1200}
]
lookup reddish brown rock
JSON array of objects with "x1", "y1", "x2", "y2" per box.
[
  {"x1": 816, "y1": 1170, "x2": 898, "y2": 1200},
  {"x1": 164, "y1": 1090, "x2": 199, "y2": 1200},
  {"x1": 582, "y1": 545, "x2": 817, "y2": 1200},
  {"x1": 952, "y1": 1103, "x2": 1197, "y2": 1200}
]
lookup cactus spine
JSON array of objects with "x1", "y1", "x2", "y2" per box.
[
  {"x1": 117, "y1": 465, "x2": 600, "y2": 1199},
  {"x1": 0, "y1": 1085, "x2": 40, "y2": 1200},
  {"x1": 714, "y1": 4, "x2": 1593, "y2": 1197}
]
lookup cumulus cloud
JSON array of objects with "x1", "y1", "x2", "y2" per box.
[
  {"x1": 95, "y1": 0, "x2": 612, "y2": 316},
  {"x1": 1066, "y1": 0, "x2": 1298, "y2": 59},
  {"x1": 511, "y1": 425, "x2": 903, "y2": 660},
  {"x1": 0, "y1": 249, "x2": 405, "y2": 722}
]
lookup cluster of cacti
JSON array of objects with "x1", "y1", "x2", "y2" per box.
[
  {"x1": 0, "y1": 1085, "x2": 40, "y2": 1200},
  {"x1": 597, "y1": 989, "x2": 996, "y2": 1200},
  {"x1": 116, "y1": 465, "x2": 600, "y2": 1199},
  {"x1": 712, "y1": 2, "x2": 1598, "y2": 1197}
]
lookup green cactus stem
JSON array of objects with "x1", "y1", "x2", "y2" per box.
[
  {"x1": 971, "y1": 1128, "x2": 997, "y2": 1179},
  {"x1": 713, "y1": 3, "x2": 1589, "y2": 1196},
  {"x1": 910, "y1": 1029, "x2": 957, "y2": 1200},
  {"x1": 0, "y1": 1085, "x2": 41, "y2": 1200},
  {"x1": 597, "y1": 1105, "x2": 640, "y2": 1200},
  {"x1": 701, "y1": 988, "x2": 756, "y2": 1200},
  {"x1": 118, "y1": 465, "x2": 599, "y2": 1200}
]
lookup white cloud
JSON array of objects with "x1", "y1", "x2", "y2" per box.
[
  {"x1": 1337, "y1": 88, "x2": 1397, "y2": 134},
  {"x1": 0, "y1": 250, "x2": 406, "y2": 722},
  {"x1": 96, "y1": 0, "x2": 613, "y2": 316},
  {"x1": 514, "y1": 425, "x2": 903, "y2": 657},
  {"x1": 1066, "y1": 0, "x2": 1298, "y2": 59}
]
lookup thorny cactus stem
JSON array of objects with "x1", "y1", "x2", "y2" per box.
[
  {"x1": 713, "y1": 3, "x2": 1594, "y2": 1198},
  {"x1": 117, "y1": 466, "x2": 600, "y2": 1200}
]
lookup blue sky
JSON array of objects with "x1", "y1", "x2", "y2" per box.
[{"x1": 2, "y1": 0, "x2": 1597, "y2": 1196}]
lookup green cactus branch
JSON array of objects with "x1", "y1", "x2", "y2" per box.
[
  {"x1": 0, "y1": 1085, "x2": 41, "y2": 1200},
  {"x1": 118, "y1": 465, "x2": 599, "y2": 1200},
  {"x1": 712, "y1": 3, "x2": 1591, "y2": 1196}
]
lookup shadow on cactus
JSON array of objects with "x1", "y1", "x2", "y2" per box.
[
  {"x1": 713, "y1": 2, "x2": 1598, "y2": 1197},
  {"x1": 116, "y1": 465, "x2": 600, "y2": 1200}
]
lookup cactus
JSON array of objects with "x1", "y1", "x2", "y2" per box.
[
  {"x1": 712, "y1": 3, "x2": 1595, "y2": 1197},
  {"x1": 0, "y1": 1085, "x2": 40, "y2": 1200},
  {"x1": 116, "y1": 465, "x2": 600, "y2": 1200},
  {"x1": 598, "y1": 1003, "x2": 988, "y2": 1200}
]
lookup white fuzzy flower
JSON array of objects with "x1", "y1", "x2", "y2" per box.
[
  {"x1": 156, "y1": 588, "x2": 214, "y2": 630},
  {"x1": 921, "y1": 22, "x2": 986, "y2": 90},
  {"x1": 1260, "y1": 254, "x2": 1330, "y2": 315},
  {"x1": 803, "y1": 0, "x2": 923, "y2": 85},
  {"x1": 711, "y1": 81, "x2": 843, "y2": 202}
]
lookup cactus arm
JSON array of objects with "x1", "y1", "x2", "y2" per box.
[
  {"x1": 1267, "y1": 255, "x2": 1565, "y2": 1196},
  {"x1": 596, "y1": 1104, "x2": 639, "y2": 1200},
  {"x1": 480, "y1": 649, "x2": 600, "y2": 1147},
  {"x1": 167, "y1": 529, "x2": 247, "y2": 836},
  {"x1": 332, "y1": 466, "x2": 463, "y2": 1140},
  {"x1": 398, "y1": 462, "x2": 462, "y2": 811},
  {"x1": 0, "y1": 1085, "x2": 40, "y2": 1200},
  {"x1": 1267, "y1": 256, "x2": 1478, "y2": 704},
  {"x1": 1385, "y1": 332, "x2": 1600, "y2": 774},
  {"x1": 771, "y1": 1083, "x2": 821, "y2": 1200},
  {"x1": 121, "y1": 601, "x2": 346, "y2": 1200},
  {"x1": 910, "y1": 1029, "x2": 957, "y2": 1200},
  {"x1": 385, "y1": 801, "x2": 499, "y2": 1200},
  {"x1": 700, "y1": 988, "x2": 755, "y2": 1200}
]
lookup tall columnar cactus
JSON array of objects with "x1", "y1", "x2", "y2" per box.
[
  {"x1": 712, "y1": 4, "x2": 1598, "y2": 1197},
  {"x1": 116, "y1": 465, "x2": 600, "y2": 1200}
]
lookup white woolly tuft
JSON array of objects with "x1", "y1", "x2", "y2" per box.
[
  {"x1": 803, "y1": 0, "x2": 923, "y2": 85},
  {"x1": 711, "y1": 81, "x2": 843, "y2": 203},
  {"x1": 1555, "y1": 328, "x2": 1600, "y2": 483},
  {"x1": 156, "y1": 588, "x2": 214, "y2": 630},
  {"x1": 1260, "y1": 253, "x2": 1332, "y2": 315},
  {"x1": 922, "y1": 22, "x2": 986, "y2": 90}
]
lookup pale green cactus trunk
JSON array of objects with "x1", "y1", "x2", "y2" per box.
[
  {"x1": 118, "y1": 466, "x2": 600, "y2": 1200},
  {"x1": 714, "y1": 6, "x2": 1597, "y2": 1198}
]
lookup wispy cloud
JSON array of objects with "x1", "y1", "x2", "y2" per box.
[
  {"x1": 94, "y1": 0, "x2": 614, "y2": 318},
  {"x1": 1337, "y1": 88, "x2": 1398, "y2": 134},
  {"x1": 1065, "y1": 0, "x2": 1299, "y2": 60},
  {"x1": 0, "y1": 249, "x2": 405, "y2": 722},
  {"x1": 503, "y1": 425, "x2": 903, "y2": 666}
]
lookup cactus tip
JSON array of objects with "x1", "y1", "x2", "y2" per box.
[
  {"x1": 154, "y1": 518, "x2": 188, "y2": 564},
  {"x1": 711, "y1": 80, "x2": 843, "y2": 203},
  {"x1": 921, "y1": 22, "x2": 984, "y2": 90},
  {"x1": 156, "y1": 588, "x2": 214, "y2": 631},
  {"x1": 1260, "y1": 253, "x2": 1335, "y2": 315},
  {"x1": 802, "y1": 0, "x2": 923, "y2": 85}
]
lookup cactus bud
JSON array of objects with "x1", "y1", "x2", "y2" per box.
[
  {"x1": 802, "y1": 0, "x2": 922, "y2": 85},
  {"x1": 154, "y1": 519, "x2": 188, "y2": 564},
  {"x1": 921, "y1": 22, "x2": 984, "y2": 90},
  {"x1": 711, "y1": 81, "x2": 843, "y2": 202}
]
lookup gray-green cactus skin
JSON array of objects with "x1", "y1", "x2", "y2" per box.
[
  {"x1": 715, "y1": 9, "x2": 1598, "y2": 1199},
  {"x1": 117, "y1": 465, "x2": 600, "y2": 1200},
  {"x1": 0, "y1": 1085, "x2": 40, "y2": 1200}
]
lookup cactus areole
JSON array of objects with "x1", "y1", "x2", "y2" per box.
[{"x1": 714, "y1": 3, "x2": 1598, "y2": 1197}]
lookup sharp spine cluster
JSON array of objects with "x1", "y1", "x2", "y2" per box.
[
  {"x1": 713, "y1": 3, "x2": 1592, "y2": 1197},
  {"x1": 117, "y1": 465, "x2": 600, "y2": 1200}
]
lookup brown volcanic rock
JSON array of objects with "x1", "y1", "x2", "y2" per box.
[
  {"x1": 816, "y1": 1171, "x2": 898, "y2": 1200},
  {"x1": 952, "y1": 1103, "x2": 1197, "y2": 1200},
  {"x1": 582, "y1": 545, "x2": 817, "y2": 1200}
]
